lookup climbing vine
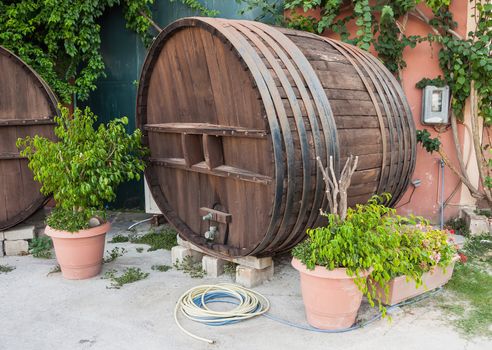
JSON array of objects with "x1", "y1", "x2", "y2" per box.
[
  {"x1": 238, "y1": 0, "x2": 492, "y2": 205},
  {"x1": 0, "y1": 0, "x2": 216, "y2": 103}
]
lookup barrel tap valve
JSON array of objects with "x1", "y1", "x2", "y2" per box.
[
  {"x1": 202, "y1": 213, "x2": 213, "y2": 221},
  {"x1": 204, "y1": 226, "x2": 218, "y2": 241}
]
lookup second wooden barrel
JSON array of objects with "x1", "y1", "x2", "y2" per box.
[
  {"x1": 0, "y1": 46, "x2": 58, "y2": 230},
  {"x1": 136, "y1": 17, "x2": 416, "y2": 258}
]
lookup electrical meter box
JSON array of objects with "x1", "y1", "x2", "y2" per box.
[{"x1": 421, "y1": 85, "x2": 450, "y2": 125}]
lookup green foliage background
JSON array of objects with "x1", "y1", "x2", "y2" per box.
[{"x1": 0, "y1": 0, "x2": 215, "y2": 103}]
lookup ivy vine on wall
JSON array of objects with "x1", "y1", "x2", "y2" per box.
[
  {"x1": 0, "y1": 0, "x2": 216, "y2": 104},
  {"x1": 238, "y1": 0, "x2": 492, "y2": 205}
]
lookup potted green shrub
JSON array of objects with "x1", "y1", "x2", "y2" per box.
[
  {"x1": 373, "y1": 223, "x2": 458, "y2": 305},
  {"x1": 17, "y1": 106, "x2": 146, "y2": 280},
  {"x1": 291, "y1": 194, "x2": 401, "y2": 329},
  {"x1": 291, "y1": 155, "x2": 397, "y2": 329}
]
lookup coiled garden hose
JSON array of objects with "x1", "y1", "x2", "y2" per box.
[
  {"x1": 174, "y1": 284, "x2": 270, "y2": 344},
  {"x1": 174, "y1": 283, "x2": 442, "y2": 344}
]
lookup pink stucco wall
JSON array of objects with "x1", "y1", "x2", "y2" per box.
[
  {"x1": 387, "y1": 3, "x2": 469, "y2": 223},
  {"x1": 308, "y1": 2, "x2": 471, "y2": 223}
]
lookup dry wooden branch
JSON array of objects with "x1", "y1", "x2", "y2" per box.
[
  {"x1": 409, "y1": 8, "x2": 463, "y2": 40},
  {"x1": 470, "y1": 81, "x2": 492, "y2": 203},
  {"x1": 139, "y1": 11, "x2": 162, "y2": 32},
  {"x1": 316, "y1": 155, "x2": 358, "y2": 221}
]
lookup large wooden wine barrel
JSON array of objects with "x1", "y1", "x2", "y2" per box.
[
  {"x1": 0, "y1": 47, "x2": 58, "y2": 230},
  {"x1": 136, "y1": 18, "x2": 416, "y2": 258}
]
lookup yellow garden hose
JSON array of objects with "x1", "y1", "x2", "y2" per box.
[{"x1": 174, "y1": 283, "x2": 270, "y2": 344}]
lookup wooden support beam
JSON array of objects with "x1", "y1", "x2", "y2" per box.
[
  {"x1": 149, "y1": 157, "x2": 272, "y2": 185},
  {"x1": 0, "y1": 118, "x2": 55, "y2": 127},
  {"x1": 144, "y1": 122, "x2": 268, "y2": 138}
]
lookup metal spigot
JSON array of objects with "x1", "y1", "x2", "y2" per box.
[
  {"x1": 202, "y1": 213, "x2": 213, "y2": 221},
  {"x1": 204, "y1": 226, "x2": 218, "y2": 240}
]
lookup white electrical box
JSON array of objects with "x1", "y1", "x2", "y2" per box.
[
  {"x1": 421, "y1": 85, "x2": 450, "y2": 125},
  {"x1": 144, "y1": 178, "x2": 162, "y2": 214}
]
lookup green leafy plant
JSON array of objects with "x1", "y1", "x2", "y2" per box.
[
  {"x1": 130, "y1": 226, "x2": 177, "y2": 251},
  {"x1": 109, "y1": 234, "x2": 130, "y2": 243},
  {"x1": 0, "y1": 0, "x2": 217, "y2": 103},
  {"x1": 292, "y1": 194, "x2": 457, "y2": 315},
  {"x1": 474, "y1": 208, "x2": 492, "y2": 218},
  {"x1": 223, "y1": 262, "x2": 237, "y2": 277},
  {"x1": 445, "y1": 217, "x2": 470, "y2": 237},
  {"x1": 29, "y1": 236, "x2": 52, "y2": 259},
  {"x1": 151, "y1": 264, "x2": 172, "y2": 272},
  {"x1": 103, "y1": 247, "x2": 128, "y2": 263},
  {"x1": 103, "y1": 267, "x2": 149, "y2": 289},
  {"x1": 174, "y1": 256, "x2": 206, "y2": 278},
  {"x1": 47, "y1": 264, "x2": 61, "y2": 276},
  {"x1": 416, "y1": 129, "x2": 441, "y2": 153},
  {"x1": 171, "y1": 0, "x2": 219, "y2": 17},
  {"x1": 0, "y1": 264, "x2": 15, "y2": 274},
  {"x1": 438, "y1": 234, "x2": 492, "y2": 337},
  {"x1": 236, "y1": 0, "x2": 284, "y2": 23},
  {"x1": 17, "y1": 106, "x2": 147, "y2": 232}
]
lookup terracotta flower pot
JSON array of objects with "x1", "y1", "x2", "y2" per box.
[
  {"x1": 292, "y1": 257, "x2": 369, "y2": 330},
  {"x1": 45, "y1": 222, "x2": 111, "y2": 280},
  {"x1": 374, "y1": 259, "x2": 458, "y2": 306}
]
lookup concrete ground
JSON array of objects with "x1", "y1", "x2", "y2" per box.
[{"x1": 0, "y1": 212, "x2": 490, "y2": 350}]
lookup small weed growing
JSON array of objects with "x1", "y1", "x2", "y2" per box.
[
  {"x1": 151, "y1": 264, "x2": 172, "y2": 272},
  {"x1": 136, "y1": 247, "x2": 144, "y2": 253},
  {"x1": 109, "y1": 234, "x2": 130, "y2": 243},
  {"x1": 445, "y1": 217, "x2": 470, "y2": 237},
  {"x1": 439, "y1": 234, "x2": 492, "y2": 338},
  {"x1": 474, "y1": 208, "x2": 492, "y2": 218},
  {"x1": 47, "y1": 265, "x2": 61, "y2": 276},
  {"x1": 29, "y1": 236, "x2": 52, "y2": 259},
  {"x1": 174, "y1": 256, "x2": 206, "y2": 278},
  {"x1": 130, "y1": 226, "x2": 177, "y2": 251},
  {"x1": 103, "y1": 247, "x2": 127, "y2": 263},
  {"x1": 103, "y1": 267, "x2": 149, "y2": 289},
  {"x1": 0, "y1": 264, "x2": 15, "y2": 274},
  {"x1": 223, "y1": 262, "x2": 237, "y2": 277},
  {"x1": 444, "y1": 264, "x2": 492, "y2": 337}
]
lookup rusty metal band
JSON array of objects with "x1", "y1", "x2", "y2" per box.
[
  {"x1": 264, "y1": 26, "x2": 340, "y2": 248},
  {"x1": 212, "y1": 18, "x2": 296, "y2": 255},
  {"x1": 323, "y1": 38, "x2": 390, "y2": 195},
  {"x1": 233, "y1": 21, "x2": 314, "y2": 252},
  {"x1": 358, "y1": 50, "x2": 416, "y2": 205},
  {"x1": 337, "y1": 42, "x2": 404, "y2": 198},
  {"x1": 352, "y1": 49, "x2": 405, "y2": 201},
  {"x1": 246, "y1": 21, "x2": 326, "y2": 251}
]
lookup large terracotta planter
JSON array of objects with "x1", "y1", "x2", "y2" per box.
[
  {"x1": 375, "y1": 260, "x2": 457, "y2": 306},
  {"x1": 45, "y1": 222, "x2": 111, "y2": 280},
  {"x1": 292, "y1": 257, "x2": 369, "y2": 330}
]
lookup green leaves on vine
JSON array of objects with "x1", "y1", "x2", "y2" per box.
[
  {"x1": 0, "y1": 1, "x2": 155, "y2": 103},
  {"x1": 416, "y1": 129, "x2": 441, "y2": 154},
  {"x1": 0, "y1": 0, "x2": 217, "y2": 104}
]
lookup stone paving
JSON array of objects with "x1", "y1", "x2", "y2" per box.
[{"x1": 0, "y1": 211, "x2": 490, "y2": 350}]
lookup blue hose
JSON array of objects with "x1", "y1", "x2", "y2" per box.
[{"x1": 195, "y1": 287, "x2": 442, "y2": 333}]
